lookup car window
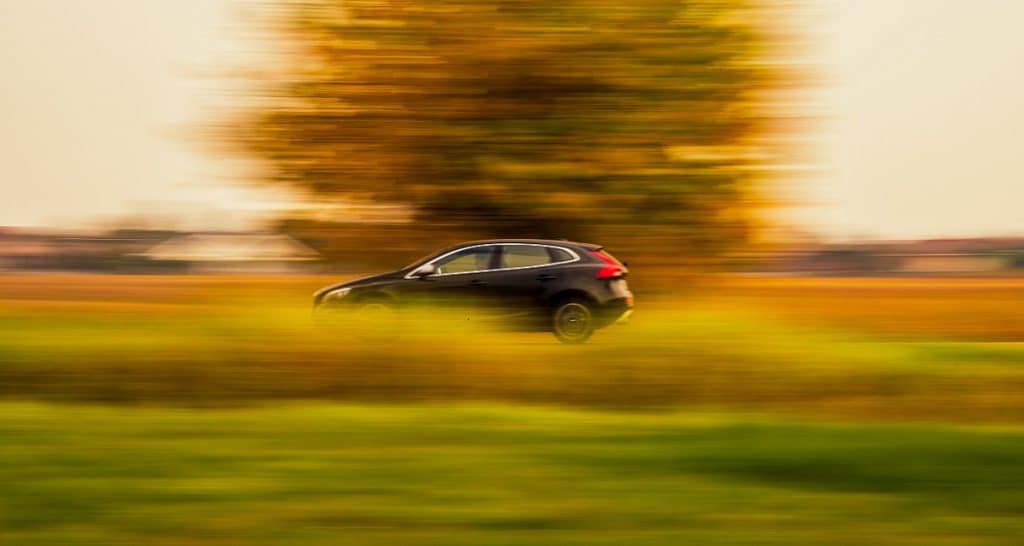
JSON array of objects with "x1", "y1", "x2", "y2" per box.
[
  {"x1": 501, "y1": 245, "x2": 552, "y2": 268},
  {"x1": 499, "y1": 245, "x2": 574, "y2": 268},
  {"x1": 433, "y1": 246, "x2": 497, "y2": 274},
  {"x1": 547, "y1": 247, "x2": 574, "y2": 263}
]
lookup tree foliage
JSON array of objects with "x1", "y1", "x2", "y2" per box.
[{"x1": 231, "y1": 0, "x2": 797, "y2": 260}]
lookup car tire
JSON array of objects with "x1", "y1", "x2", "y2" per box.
[
  {"x1": 353, "y1": 300, "x2": 401, "y2": 341},
  {"x1": 315, "y1": 299, "x2": 401, "y2": 340},
  {"x1": 551, "y1": 298, "x2": 595, "y2": 344}
]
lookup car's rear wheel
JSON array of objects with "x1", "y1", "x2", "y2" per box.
[{"x1": 551, "y1": 299, "x2": 594, "y2": 344}]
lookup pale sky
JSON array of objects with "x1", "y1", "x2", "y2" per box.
[
  {"x1": 801, "y1": 0, "x2": 1024, "y2": 239},
  {"x1": 0, "y1": 0, "x2": 287, "y2": 231},
  {"x1": 0, "y1": 0, "x2": 1021, "y2": 239}
]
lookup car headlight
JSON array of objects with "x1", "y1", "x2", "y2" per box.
[{"x1": 326, "y1": 287, "x2": 351, "y2": 301}]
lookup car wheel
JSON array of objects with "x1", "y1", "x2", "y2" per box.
[
  {"x1": 353, "y1": 300, "x2": 402, "y2": 339},
  {"x1": 315, "y1": 299, "x2": 400, "y2": 339},
  {"x1": 355, "y1": 301, "x2": 395, "y2": 321},
  {"x1": 551, "y1": 299, "x2": 594, "y2": 344}
]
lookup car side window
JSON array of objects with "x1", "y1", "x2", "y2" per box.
[
  {"x1": 547, "y1": 247, "x2": 573, "y2": 263},
  {"x1": 501, "y1": 245, "x2": 552, "y2": 268},
  {"x1": 433, "y1": 246, "x2": 497, "y2": 275}
]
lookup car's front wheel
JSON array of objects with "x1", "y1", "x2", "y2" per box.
[
  {"x1": 551, "y1": 299, "x2": 594, "y2": 344},
  {"x1": 314, "y1": 299, "x2": 401, "y2": 341},
  {"x1": 351, "y1": 300, "x2": 401, "y2": 340},
  {"x1": 355, "y1": 300, "x2": 395, "y2": 321}
]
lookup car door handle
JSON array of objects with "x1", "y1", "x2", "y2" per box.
[
  {"x1": 469, "y1": 279, "x2": 488, "y2": 287},
  {"x1": 536, "y1": 274, "x2": 558, "y2": 281}
]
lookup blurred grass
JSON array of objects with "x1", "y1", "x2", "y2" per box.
[
  {"x1": 3, "y1": 403, "x2": 1024, "y2": 545},
  {"x1": 0, "y1": 275, "x2": 1022, "y2": 419},
  {"x1": 2, "y1": 275, "x2": 1023, "y2": 544}
]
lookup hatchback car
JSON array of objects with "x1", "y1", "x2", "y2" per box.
[{"x1": 313, "y1": 239, "x2": 633, "y2": 343}]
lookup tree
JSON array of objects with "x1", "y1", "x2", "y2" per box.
[{"x1": 227, "y1": 0, "x2": 799, "y2": 263}]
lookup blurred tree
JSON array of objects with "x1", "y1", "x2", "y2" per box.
[{"x1": 227, "y1": 0, "x2": 800, "y2": 263}]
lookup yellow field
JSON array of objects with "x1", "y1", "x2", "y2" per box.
[
  {"x1": 3, "y1": 274, "x2": 1021, "y2": 340},
  {"x1": 1, "y1": 274, "x2": 1021, "y2": 420},
  {"x1": 700, "y1": 276, "x2": 1024, "y2": 341}
]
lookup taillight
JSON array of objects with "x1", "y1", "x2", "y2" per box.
[{"x1": 591, "y1": 250, "x2": 625, "y2": 279}]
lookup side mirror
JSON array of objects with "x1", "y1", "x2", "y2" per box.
[{"x1": 410, "y1": 264, "x2": 437, "y2": 278}]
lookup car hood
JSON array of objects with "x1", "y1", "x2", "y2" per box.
[{"x1": 313, "y1": 272, "x2": 400, "y2": 304}]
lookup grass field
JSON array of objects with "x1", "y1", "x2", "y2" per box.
[
  {"x1": 1, "y1": 275, "x2": 1021, "y2": 419},
  {"x1": 1, "y1": 274, "x2": 1022, "y2": 544},
  {"x1": 4, "y1": 404, "x2": 1024, "y2": 545}
]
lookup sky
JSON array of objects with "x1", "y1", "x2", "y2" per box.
[
  {"x1": 0, "y1": 0, "x2": 1021, "y2": 239},
  {"x1": 799, "y1": 0, "x2": 1024, "y2": 239},
  {"x1": 0, "y1": 0, "x2": 288, "y2": 231}
]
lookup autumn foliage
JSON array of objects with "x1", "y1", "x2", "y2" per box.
[{"x1": 226, "y1": 0, "x2": 801, "y2": 264}]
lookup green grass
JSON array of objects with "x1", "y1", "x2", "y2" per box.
[{"x1": 3, "y1": 403, "x2": 1024, "y2": 545}]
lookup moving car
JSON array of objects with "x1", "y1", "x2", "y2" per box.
[{"x1": 313, "y1": 239, "x2": 633, "y2": 343}]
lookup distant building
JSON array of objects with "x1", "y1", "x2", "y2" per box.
[
  {"x1": 142, "y1": 232, "x2": 321, "y2": 273},
  {"x1": 0, "y1": 232, "x2": 59, "y2": 270},
  {"x1": 889, "y1": 238, "x2": 1022, "y2": 275},
  {"x1": 774, "y1": 237, "x2": 1024, "y2": 276},
  {"x1": 0, "y1": 227, "x2": 180, "y2": 272},
  {"x1": 899, "y1": 255, "x2": 1006, "y2": 274}
]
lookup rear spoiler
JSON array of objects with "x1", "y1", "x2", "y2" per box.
[{"x1": 574, "y1": 242, "x2": 603, "y2": 252}]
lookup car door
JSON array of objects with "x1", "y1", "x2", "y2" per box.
[
  {"x1": 399, "y1": 244, "x2": 500, "y2": 316},
  {"x1": 486, "y1": 244, "x2": 575, "y2": 317}
]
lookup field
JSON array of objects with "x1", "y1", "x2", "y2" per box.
[{"x1": 1, "y1": 274, "x2": 1023, "y2": 544}]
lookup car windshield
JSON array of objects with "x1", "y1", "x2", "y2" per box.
[{"x1": 402, "y1": 247, "x2": 451, "y2": 271}]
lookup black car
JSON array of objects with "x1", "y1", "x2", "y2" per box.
[{"x1": 313, "y1": 239, "x2": 633, "y2": 343}]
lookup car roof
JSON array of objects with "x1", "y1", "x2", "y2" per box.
[
  {"x1": 455, "y1": 239, "x2": 601, "y2": 250},
  {"x1": 399, "y1": 238, "x2": 602, "y2": 271}
]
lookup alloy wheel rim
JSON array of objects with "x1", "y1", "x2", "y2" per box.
[{"x1": 555, "y1": 303, "x2": 591, "y2": 339}]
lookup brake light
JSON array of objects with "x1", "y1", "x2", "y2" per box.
[{"x1": 591, "y1": 250, "x2": 625, "y2": 279}]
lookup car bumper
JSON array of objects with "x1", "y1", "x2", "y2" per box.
[{"x1": 595, "y1": 296, "x2": 632, "y2": 327}]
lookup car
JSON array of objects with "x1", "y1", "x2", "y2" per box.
[{"x1": 313, "y1": 239, "x2": 633, "y2": 343}]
